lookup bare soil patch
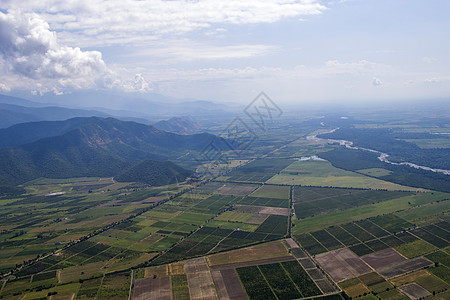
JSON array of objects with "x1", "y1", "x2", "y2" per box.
[
  {"x1": 132, "y1": 276, "x2": 171, "y2": 300},
  {"x1": 376, "y1": 257, "x2": 433, "y2": 279},
  {"x1": 362, "y1": 248, "x2": 406, "y2": 270},
  {"x1": 316, "y1": 248, "x2": 372, "y2": 282},
  {"x1": 211, "y1": 269, "x2": 248, "y2": 300},
  {"x1": 259, "y1": 207, "x2": 289, "y2": 216},
  {"x1": 398, "y1": 283, "x2": 432, "y2": 299},
  {"x1": 207, "y1": 240, "x2": 289, "y2": 266},
  {"x1": 184, "y1": 258, "x2": 217, "y2": 300},
  {"x1": 284, "y1": 238, "x2": 300, "y2": 249}
]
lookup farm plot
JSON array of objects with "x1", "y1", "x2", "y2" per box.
[
  {"x1": 361, "y1": 248, "x2": 406, "y2": 270},
  {"x1": 237, "y1": 261, "x2": 323, "y2": 300},
  {"x1": 326, "y1": 226, "x2": 360, "y2": 246},
  {"x1": 370, "y1": 214, "x2": 413, "y2": 233},
  {"x1": 226, "y1": 159, "x2": 293, "y2": 183},
  {"x1": 338, "y1": 278, "x2": 370, "y2": 298},
  {"x1": 184, "y1": 258, "x2": 218, "y2": 300},
  {"x1": 356, "y1": 220, "x2": 391, "y2": 238},
  {"x1": 151, "y1": 227, "x2": 234, "y2": 265},
  {"x1": 362, "y1": 248, "x2": 433, "y2": 279},
  {"x1": 254, "y1": 215, "x2": 288, "y2": 236},
  {"x1": 395, "y1": 240, "x2": 437, "y2": 258},
  {"x1": 132, "y1": 277, "x2": 171, "y2": 300},
  {"x1": 293, "y1": 187, "x2": 412, "y2": 220},
  {"x1": 238, "y1": 196, "x2": 289, "y2": 208},
  {"x1": 315, "y1": 248, "x2": 372, "y2": 282},
  {"x1": 390, "y1": 270, "x2": 450, "y2": 296},
  {"x1": 249, "y1": 185, "x2": 290, "y2": 199},
  {"x1": 397, "y1": 283, "x2": 431, "y2": 300},
  {"x1": 211, "y1": 269, "x2": 248, "y2": 300},
  {"x1": 310, "y1": 230, "x2": 344, "y2": 251},
  {"x1": 171, "y1": 274, "x2": 190, "y2": 300},
  {"x1": 422, "y1": 224, "x2": 450, "y2": 241},
  {"x1": 267, "y1": 160, "x2": 418, "y2": 190},
  {"x1": 236, "y1": 265, "x2": 276, "y2": 300},
  {"x1": 234, "y1": 205, "x2": 290, "y2": 216},
  {"x1": 258, "y1": 263, "x2": 302, "y2": 299},
  {"x1": 341, "y1": 223, "x2": 376, "y2": 242},
  {"x1": 410, "y1": 228, "x2": 449, "y2": 248},
  {"x1": 216, "y1": 183, "x2": 260, "y2": 196},
  {"x1": 426, "y1": 250, "x2": 450, "y2": 267},
  {"x1": 207, "y1": 240, "x2": 292, "y2": 267},
  {"x1": 294, "y1": 233, "x2": 328, "y2": 255}
]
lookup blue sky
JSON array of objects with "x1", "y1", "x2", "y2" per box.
[{"x1": 0, "y1": 0, "x2": 449, "y2": 104}]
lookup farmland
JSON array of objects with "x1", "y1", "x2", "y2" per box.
[{"x1": 0, "y1": 115, "x2": 449, "y2": 299}]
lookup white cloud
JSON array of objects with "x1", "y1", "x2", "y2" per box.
[
  {"x1": 0, "y1": 10, "x2": 160, "y2": 94},
  {"x1": 371, "y1": 77, "x2": 383, "y2": 86},
  {"x1": 128, "y1": 43, "x2": 277, "y2": 64},
  {"x1": 0, "y1": 10, "x2": 106, "y2": 83},
  {"x1": 0, "y1": 83, "x2": 11, "y2": 92},
  {"x1": 0, "y1": 0, "x2": 327, "y2": 47}
]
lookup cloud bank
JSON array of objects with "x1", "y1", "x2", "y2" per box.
[
  {"x1": 0, "y1": 10, "x2": 107, "y2": 92},
  {"x1": 0, "y1": 0, "x2": 327, "y2": 46}
]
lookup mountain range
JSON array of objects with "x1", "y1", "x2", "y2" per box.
[{"x1": 0, "y1": 117, "x2": 227, "y2": 186}]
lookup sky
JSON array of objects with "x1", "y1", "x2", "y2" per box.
[{"x1": 0, "y1": 0, "x2": 449, "y2": 105}]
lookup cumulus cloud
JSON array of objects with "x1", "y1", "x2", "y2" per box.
[
  {"x1": 0, "y1": 10, "x2": 106, "y2": 81},
  {"x1": 372, "y1": 77, "x2": 383, "y2": 86},
  {"x1": 0, "y1": 83, "x2": 11, "y2": 92},
  {"x1": 0, "y1": 0, "x2": 327, "y2": 47}
]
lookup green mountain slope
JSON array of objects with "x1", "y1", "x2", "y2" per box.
[{"x1": 0, "y1": 117, "x2": 226, "y2": 185}]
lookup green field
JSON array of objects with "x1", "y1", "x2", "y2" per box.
[{"x1": 267, "y1": 160, "x2": 422, "y2": 191}]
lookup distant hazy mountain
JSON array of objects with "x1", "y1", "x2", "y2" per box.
[
  {"x1": 154, "y1": 116, "x2": 202, "y2": 134},
  {"x1": 25, "y1": 90, "x2": 239, "y2": 116},
  {"x1": 0, "y1": 96, "x2": 111, "y2": 128},
  {"x1": 0, "y1": 94, "x2": 49, "y2": 107},
  {"x1": 115, "y1": 159, "x2": 191, "y2": 185},
  {"x1": 0, "y1": 109, "x2": 43, "y2": 128},
  {"x1": 0, "y1": 117, "x2": 106, "y2": 148},
  {"x1": 0, "y1": 117, "x2": 227, "y2": 185}
]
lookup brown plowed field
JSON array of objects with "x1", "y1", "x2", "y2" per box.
[
  {"x1": 316, "y1": 248, "x2": 372, "y2": 282},
  {"x1": 211, "y1": 269, "x2": 248, "y2": 300},
  {"x1": 132, "y1": 276, "x2": 171, "y2": 300},
  {"x1": 184, "y1": 258, "x2": 218, "y2": 300},
  {"x1": 362, "y1": 248, "x2": 406, "y2": 270},
  {"x1": 398, "y1": 283, "x2": 432, "y2": 299}
]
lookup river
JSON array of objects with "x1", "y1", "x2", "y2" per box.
[{"x1": 307, "y1": 128, "x2": 450, "y2": 176}]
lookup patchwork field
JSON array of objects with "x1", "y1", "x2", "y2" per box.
[{"x1": 1, "y1": 120, "x2": 449, "y2": 299}]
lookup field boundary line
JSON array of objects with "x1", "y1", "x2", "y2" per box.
[
  {"x1": 290, "y1": 238, "x2": 341, "y2": 295},
  {"x1": 208, "y1": 229, "x2": 236, "y2": 254},
  {"x1": 279, "y1": 262, "x2": 304, "y2": 298},
  {"x1": 128, "y1": 269, "x2": 133, "y2": 300},
  {"x1": 96, "y1": 273, "x2": 105, "y2": 299},
  {"x1": 256, "y1": 265, "x2": 279, "y2": 300}
]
